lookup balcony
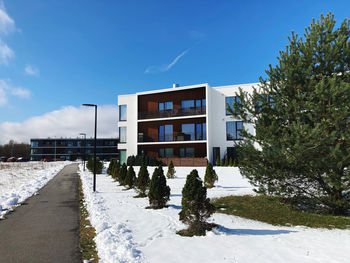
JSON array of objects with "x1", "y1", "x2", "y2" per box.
[
  {"x1": 138, "y1": 131, "x2": 206, "y2": 143},
  {"x1": 138, "y1": 106, "x2": 206, "y2": 120}
]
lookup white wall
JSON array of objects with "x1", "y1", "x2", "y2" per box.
[
  {"x1": 207, "y1": 83, "x2": 257, "y2": 163},
  {"x1": 117, "y1": 94, "x2": 138, "y2": 159}
]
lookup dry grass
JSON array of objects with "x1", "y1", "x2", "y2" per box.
[{"x1": 79, "y1": 177, "x2": 99, "y2": 263}]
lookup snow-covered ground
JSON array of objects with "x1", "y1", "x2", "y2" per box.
[
  {"x1": 79, "y1": 165, "x2": 350, "y2": 263},
  {"x1": 0, "y1": 161, "x2": 68, "y2": 219}
]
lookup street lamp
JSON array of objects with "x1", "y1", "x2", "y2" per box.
[
  {"x1": 79, "y1": 133, "x2": 86, "y2": 171},
  {"x1": 82, "y1": 103, "x2": 97, "y2": 192}
]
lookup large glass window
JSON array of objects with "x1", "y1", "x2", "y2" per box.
[
  {"x1": 159, "y1": 101, "x2": 173, "y2": 111},
  {"x1": 181, "y1": 124, "x2": 195, "y2": 140},
  {"x1": 119, "y1": 105, "x2": 127, "y2": 121},
  {"x1": 179, "y1": 147, "x2": 195, "y2": 157},
  {"x1": 159, "y1": 148, "x2": 174, "y2": 158},
  {"x1": 181, "y1": 100, "x2": 195, "y2": 108},
  {"x1": 226, "y1": 96, "x2": 241, "y2": 115},
  {"x1": 119, "y1": 127, "x2": 127, "y2": 143},
  {"x1": 226, "y1": 121, "x2": 243, "y2": 140},
  {"x1": 159, "y1": 125, "x2": 173, "y2": 141},
  {"x1": 31, "y1": 141, "x2": 38, "y2": 147},
  {"x1": 195, "y1": 123, "x2": 207, "y2": 140},
  {"x1": 119, "y1": 150, "x2": 126, "y2": 164}
]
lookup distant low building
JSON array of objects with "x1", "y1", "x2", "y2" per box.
[{"x1": 30, "y1": 137, "x2": 119, "y2": 161}]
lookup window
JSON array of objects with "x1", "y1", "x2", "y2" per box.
[
  {"x1": 119, "y1": 127, "x2": 127, "y2": 143},
  {"x1": 159, "y1": 101, "x2": 173, "y2": 111},
  {"x1": 195, "y1": 123, "x2": 207, "y2": 140},
  {"x1": 119, "y1": 150, "x2": 126, "y2": 164},
  {"x1": 159, "y1": 125, "x2": 173, "y2": 141},
  {"x1": 226, "y1": 121, "x2": 243, "y2": 140},
  {"x1": 159, "y1": 148, "x2": 173, "y2": 158},
  {"x1": 179, "y1": 147, "x2": 195, "y2": 157},
  {"x1": 226, "y1": 96, "x2": 241, "y2": 115},
  {"x1": 31, "y1": 141, "x2": 38, "y2": 147},
  {"x1": 119, "y1": 105, "x2": 127, "y2": 121},
  {"x1": 181, "y1": 124, "x2": 195, "y2": 140},
  {"x1": 181, "y1": 100, "x2": 195, "y2": 108}
]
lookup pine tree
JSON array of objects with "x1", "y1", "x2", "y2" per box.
[
  {"x1": 178, "y1": 169, "x2": 215, "y2": 236},
  {"x1": 204, "y1": 162, "x2": 218, "y2": 188},
  {"x1": 220, "y1": 159, "x2": 224, "y2": 166},
  {"x1": 124, "y1": 165, "x2": 136, "y2": 189},
  {"x1": 224, "y1": 156, "x2": 228, "y2": 166},
  {"x1": 107, "y1": 159, "x2": 115, "y2": 175},
  {"x1": 118, "y1": 163, "x2": 127, "y2": 185},
  {"x1": 135, "y1": 164, "x2": 150, "y2": 197},
  {"x1": 230, "y1": 13, "x2": 350, "y2": 215},
  {"x1": 148, "y1": 166, "x2": 170, "y2": 209},
  {"x1": 166, "y1": 160, "x2": 176, "y2": 179}
]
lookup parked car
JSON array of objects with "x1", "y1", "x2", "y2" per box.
[
  {"x1": 1, "y1": 156, "x2": 7, "y2": 162},
  {"x1": 7, "y1": 157, "x2": 17, "y2": 162},
  {"x1": 43, "y1": 157, "x2": 54, "y2": 162},
  {"x1": 17, "y1": 157, "x2": 29, "y2": 162}
]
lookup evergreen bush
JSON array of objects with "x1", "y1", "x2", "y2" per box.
[
  {"x1": 216, "y1": 156, "x2": 220, "y2": 166},
  {"x1": 224, "y1": 157, "x2": 228, "y2": 166},
  {"x1": 86, "y1": 156, "x2": 103, "y2": 174},
  {"x1": 111, "y1": 161, "x2": 120, "y2": 180},
  {"x1": 118, "y1": 163, "x2": 127, "y2": 185},
  {"x1": 148, "y1": 166, "x2": 170, "y2": 209},
  {"x1": 166, "y1": 161, "x2": 176, "y2": 179},
  {"x1": 178, "y1": 169, "x2": 216, "y2": 236},
  {"x1": 204, "y1": 162, "x2": 218, "y2": 188},
  {"x1": 229, "y1": 157, "x2": 233, "y2": 166},
  {"x1": 124, "y1": 165, "x2": 136, "y2": 189},
  {"x1": 135, "y1": 164, "x2": 150, "y2": 197}
]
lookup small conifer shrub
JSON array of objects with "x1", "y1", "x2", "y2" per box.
[
  {"x1": 178, "y1": 169, "x2": 216, "y2": 236},
  {"x1": 220, "y1": 159, "x2": 224, "y2": 166},
  {"x1": 111, "y1": 161, "x2": 120, "y2": 180},
  {"x1": 166, "y1": 161, "x2": 176, "y2": 179},
  {"x1": 124, "y1": 165, "x2": 136, "y2": 189},
  {"x1": 224, "y1": 157, "x2": 228, "y2": 166},
  {"x1": 216, "y1": 156, "x2": 220, "y2": 166},
  {"x1": 107, "y1": 159, "x2": 115, "y2": 175},
  {"x1": 204, "y1": 162, "x2": 218, "y2": 188},
  {"x1": 86, "y1": 156, "x2": 103, "y2": 174},
  {"x1": 148, "y1": 166, "x2": 170, "y2": 209},
  {"x1": 135, "y1": 164, "x2": 150, "y2": 197},
  {"x1": 229, "y1": 157, "x2": 233, "y2": 166},
  {"x1": 118, "y1": 163, "x2": 127, "y2": 185}
]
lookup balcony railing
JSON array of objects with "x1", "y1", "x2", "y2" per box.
[
  {"x1": 138, "y1": 131, "x2": 206, "y2": 143},
  {"x1": 138, "y1": 106, "x2": 206, "y2": 120}
]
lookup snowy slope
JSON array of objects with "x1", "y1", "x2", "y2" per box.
[
  {"x1": 79, "y1": 166, "x2": 350, "y2": 263},
  {"x1": 0, "y1": 161, "x2": 68, "y2": 219}
]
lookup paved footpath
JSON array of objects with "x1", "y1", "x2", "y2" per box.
[{"x1": 0, "y1": 163, "x2": 82, "y2": 263}]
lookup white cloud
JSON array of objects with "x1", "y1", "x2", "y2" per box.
[
  {"x1": 144, "y1": 48, "x2": 189, "y2": 74},
  {"x1": 0, "y1": 79, "x2": 31, "y2": 105},
  {"x1": 25, "y1": 64, "x2": 40, "y2": 76},
  {"x1": 10, "y1": 87, "x2": 31, "y2": 98},
  {"x1": 0, "y1": 105, "x2": 119, "y2": 144},
  {"x1": 0, "y1": 38, "x2": 14, "y2": 65},
  {"x1": 0, "y1": 2, "x2": 15, "y2": 35}
]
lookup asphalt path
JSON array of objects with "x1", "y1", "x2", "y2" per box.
[{"x1": 0, "y1": 163, "x2": 82, "y2": 263}]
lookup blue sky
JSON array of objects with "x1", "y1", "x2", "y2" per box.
[{"x1": 0, "y1": 0, "x2": 349, "y2": 142}]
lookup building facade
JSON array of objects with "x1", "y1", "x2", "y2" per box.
[
  {"x1": 117, "y1": 83, "x2": 257, "y2": 165},
  {"x1": 30, "y1": 138, "x2": 119, "y2": 161}
]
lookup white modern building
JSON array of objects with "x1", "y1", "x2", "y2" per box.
[{"x1": 117, "y1": 83, "x2": 257, "y2": 165}]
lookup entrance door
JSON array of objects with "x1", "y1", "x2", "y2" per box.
[{"x1": 213, "y1": 147, "x2": 220, "y2": 165}]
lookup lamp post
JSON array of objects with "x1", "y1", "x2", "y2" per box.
[
  {"x1": 79, "y1": 133, "x2": 86, "y2": 171},
  {"x1": 82, "y1": 104, "x2": 97, "y2": 192}
]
